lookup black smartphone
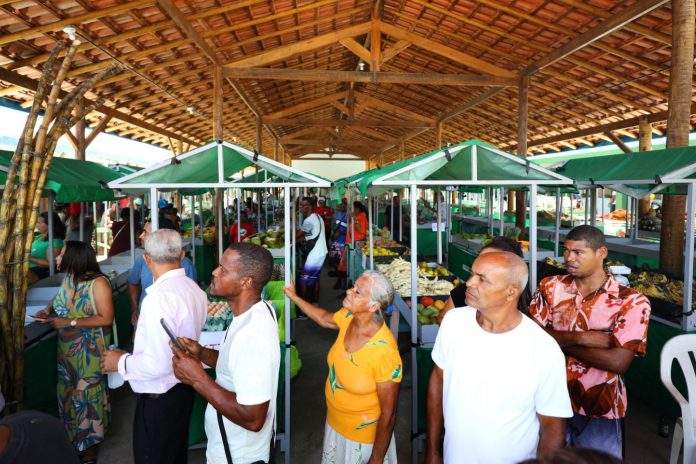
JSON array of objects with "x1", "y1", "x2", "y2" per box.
[{"x1": 160, "y1": 318, "x2": 185, "y2": 351}]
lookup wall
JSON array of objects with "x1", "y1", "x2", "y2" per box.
[{"x1": 291, "y1": 159, "x2": 366, "y2": 181}]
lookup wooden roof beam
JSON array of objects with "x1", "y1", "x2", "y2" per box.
[
  {"x1": 526, "y1": 102, "x2": 696, "y2": 147},
  {"x1": 523, "y1": 0, "x2": 669, "y2": 75},
  {"x1": 438, "y1": 87, "x2": 506, "y2": 122},
  {"x1": 354, "y1": 92, "x2": 434, "y2": 123},
  {"x1": 339, "y1": 38, "x2": 372, "y2": 64},
  {"x1": 264, "y1": 91, "x2": 348, "y2": 120},
  {"x1": 262, "y1": 117, "x2": 435, "y2": 128},
  {"x1": 603, "y1": 131, "x2": 633, "y2": 153},
  {"x1": 223, "y1": 67, "x2": 516, "y2": 86},
  {"x1": 226, "y1": 22, "x2": 372, "y2": 68},
  {"x1": 377, "y1": 20, "x2": 516, "y2": 78}
]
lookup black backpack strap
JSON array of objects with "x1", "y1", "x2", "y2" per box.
[{"x1": 217, "y1": 410, "x2": 234, "y2": 464}]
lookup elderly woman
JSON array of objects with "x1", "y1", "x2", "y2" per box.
[
  {"x1": 37, "y1": 241, "x2": 114, "y2": 464},
  {"x1": 285, "y1": 270, "x2": 401, "y2": 464}
]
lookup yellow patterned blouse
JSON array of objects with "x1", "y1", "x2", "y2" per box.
[{"x1": 325, "y1": 308, "x2": 403, "y2": 444}]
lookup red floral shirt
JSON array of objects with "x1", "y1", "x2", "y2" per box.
[{"x1": 529, "y1": 274, "x2": 651, "y2": 419}]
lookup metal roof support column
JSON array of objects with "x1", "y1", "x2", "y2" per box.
[
  {"x1": 283, "y1": 185, "x2": 292, "y2": 463},
  {"x1": 408, "y1": 184, "x2": 418, "y2": 464},
  {"x1": 590, "y1": 188, "x2": 597, "y2": 227},
  {"x1": 150, "y1": 187, "x2": 159, "y2": 231},
  {"x1": 437, "y1": 191, "x2": 442, "y2": 265},
  {"x1": 554, "y1": 188, "x2": 561, "y2": 257},
  {"x1": 368, "y1": 195, "x2": 374, "y2": 270},
  {"x1": 129, "y1": 198, "x2": 135, "y2": 266},
  {"x1": 398, "y1": 188, "x2": 403, "y2": 242},
  {"x1": 529, "y1": 184, "x2": 538, "y2": 293},
  {"x1": 683, "y1": 183, "x2": 696, "y2": 329},
  {"x1": 499, "y1": 188, "x2": 505, "y2": 235},
  {"x1": 189, "y1": 195, "x2": 196, "y2": 270}
]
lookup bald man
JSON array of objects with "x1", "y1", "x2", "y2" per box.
[{"x1": 425, "y1": 252, "x2": 572, "y2": 464}]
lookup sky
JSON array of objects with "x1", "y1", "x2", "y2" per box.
[{"x1": 0, "y1": 106, "x2": 171, "y2": 167}]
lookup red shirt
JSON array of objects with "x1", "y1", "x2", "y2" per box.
[
  {"x1": 229, "y1": 222, "x2": 256, "y2": 243},
  {"x1": 529, "y1": 274, "x2": 651, "y2": 419}
]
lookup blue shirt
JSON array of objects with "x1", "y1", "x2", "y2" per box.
[{"x1": 128, "y1": 254, "x2": 197, "y2": 307}]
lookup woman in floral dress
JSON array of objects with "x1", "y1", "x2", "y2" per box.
[{"x1": 39, "y1": 241, "x2": 114, "y2": 463}]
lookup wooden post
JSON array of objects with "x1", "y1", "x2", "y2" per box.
[
  {"x1": 256, "y1": 115, "x2": 262, "y2": 152},
  {"x1": 213, "y1": 66, "x2": 223, "y2": 140},
  {"x1": 515, "y1": 76, "x2": 529, "y2": 229},
  {"x1": 435, "y1": 121, "x2": 443, "y2": 149},
  {"x1": 659, "y1": 0, "x2": 695, "y2": 277},
  {"x1": 370, "y1": 20, "x2": 381, "y2": 72},
  {"x1": 507, "y1": 190, "x2": 515, "y2": 212},
  {"x1": 638, "y1": 116, "x2": 653, "y2": 216},
  {"x1": 75, "y1": 100, "x2": 86, "y2": 161}
]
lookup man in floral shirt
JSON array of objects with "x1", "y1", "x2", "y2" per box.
[{"x1": 529, "y1": 225, "x2": 651, "y2": 459}]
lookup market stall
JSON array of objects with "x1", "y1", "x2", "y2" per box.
[
  {"x1": 367, "y1": 140, "x2": 572, "y2": 461},
  {"x1": 4, "y1": 154, "x2": 130, "y2": 414},
  {"x1": 108, "y1": 140, "x2": 329, "y2": 462}
]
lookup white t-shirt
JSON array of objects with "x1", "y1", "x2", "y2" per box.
[
  {"x1": 300, "y1": 213, "x2": 328, "y2": 268},
  {"x1": 432, "y1": 307, "x2": 572, "y2": 464},
  {"x1": 205, "y1": 300, "x2": 280, "y2": 464}
]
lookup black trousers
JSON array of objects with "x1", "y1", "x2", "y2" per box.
[{"x1": 133, "y1": 383, "x2": 194, "y2": 464}]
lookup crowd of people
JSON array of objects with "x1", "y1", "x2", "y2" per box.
[{"x1": 1, "y1": 190, "x2": 652, "y2": 464}]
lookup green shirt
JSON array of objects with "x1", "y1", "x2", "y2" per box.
[{"x1": 30, "y1": 237, "x2": 63, "y2": 268}]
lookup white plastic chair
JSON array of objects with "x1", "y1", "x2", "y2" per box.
[{"x1": 660, "y1": 334, "x2": 696, "y2": 464}]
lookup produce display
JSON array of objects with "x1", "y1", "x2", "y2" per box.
[
  {"x1": 204, "y1": 300, "x2": 233, "y2": 331},
  {"x1": 629, "y1": 270, "x2": 695, "y2": 308},
  {"x1": 181, "y1": 225, "x2": 217, "y2": 244},
  {"x1": 377, "y1": 258, "x2": 458, "y2": 297},
  {"x1": 243, "y1": 228, "x2": 284, "y2": 248},
  {"x1": 457, "y1": 232, "x2": 491, "y2": 242},
  {"x1": 417, "y1": 296, "x2": 446, "y2": 325},
  {"x1": 362, "y1": 245, "x2": 398, "y2": 257}
]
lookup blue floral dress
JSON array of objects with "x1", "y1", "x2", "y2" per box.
[{"x1": 53, "y1": 276, "x2": 110, "y2": 452}]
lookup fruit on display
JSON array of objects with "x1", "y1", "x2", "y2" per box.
[
  {"x1": 457, "y1": 232, "x2": 491, "y2": 241},
  {"x1": 377, "y1": 258, "x2": 456, "y2": 297},
  {"x1": 544, "y1": 257, "x2": 565, "y2": 269},
  {"x1": 204, "y1": 300, "x2": 233, "y2": 331},
  {"x1": 202, "y1": 226, "x2": 216, "y2": 244},
  {"x1": 417, "y1": 298, "x2": 446, "y2": 325},
  {"x1": 243, "y1": 229, "x2": 285, "y2": 248},
  {"x1": 629, "y1": 270, "x2": 695, "y2": 307}
]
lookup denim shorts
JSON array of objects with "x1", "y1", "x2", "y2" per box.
[{"x1": 567, "y1": 412, "x2": 623, "y2": 460}]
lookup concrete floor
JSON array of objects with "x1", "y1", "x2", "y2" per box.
[{"x1": 99, "y1": 269, "x2": 676, "y2": 463}]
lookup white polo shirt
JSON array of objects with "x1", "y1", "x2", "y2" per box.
[{"x1": 205, "y1": 300, "x2": 280, "y2": 464}]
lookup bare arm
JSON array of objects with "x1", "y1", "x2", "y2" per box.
[
  {"x1": 563, "y1": 345, "x2": 635, "y2": 375},
  {"x1": 537, "y1": 414, "x2": 566, "y2": 458},
  {"x1": 30, "y1": 244, "x2": 62, "y2": 267},
  {"x1": 284, "y1": 286, "x2": 338, "y2": 329},
  {"x1": 128, "y1": 283, "x2": 140, "y2": 314},
  {"x1": 178, "y1": 337, "x2": 219, "y2": 367},
  {"x1": 172, "y1": 347, "x2": 268, "y2": 432},
  {"x1": 425, "y1": 366, "x2": 444, "y2": 464},
  {"x1": 368, "y1": 381, "x2": 400, "y2": 464}
]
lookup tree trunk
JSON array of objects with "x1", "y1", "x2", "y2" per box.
[
  {"x1": 515, "y1": 76, "x2": 529, "y2": 229},
  {"x1": 659, "y1": 0, "x2": 695, "y2": 277},
  {"x1": 507, "y1": 190, "x2": 515, "y2": 212},
  {"x1": 638, "y1": 116, "x2": 653, "y2": 216}
]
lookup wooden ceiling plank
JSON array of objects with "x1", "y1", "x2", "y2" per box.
[
  {"x1": 523, "y1": 0, "x2": 669, "y2": 74},
  {"x1": 0, "y1": 0, "x2": 155, "y2": 46},
  {"x1": 355, "y1": 91, "x2": 434, "y2": 123},
  {"x1": 264, "y1": 91, "x2": 348, "y2": 120},
  {"x1": 262, "y1": 117, "x2": 435, "y2": 128},
  {"x1": 227, "y1": 22, "x2": 372, "y2": 68},
  {"x1": 380, "y1": 39, "x2": 411, "y2": 64},
  {"x1": 378, "y1": 21, "x2": 515, "y2": 78}
]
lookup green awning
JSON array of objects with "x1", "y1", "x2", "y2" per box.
[
  {"x1": 111, "y1": 141, "x2": 329, "y2": 189},
  {"x1": 0, "y1": 150, "x2": 122, "y2": 202},
  {"x1": 365, "y1": 140, "x2": 571, "y2": 195},
  {"x1": 547, "y1": 146, "x2": 696, "y2": 197}
]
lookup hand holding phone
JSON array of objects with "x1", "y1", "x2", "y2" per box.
[{"x1": 160, "y1": 318, "x2": 186, "y2": 352}]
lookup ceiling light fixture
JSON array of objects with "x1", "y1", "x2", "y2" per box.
[
  {"x1": 186, "y1": 106, "x2": 194, "y2": 114},
  {"x1": 62, "y1": 25, "x2": 76, "y2": 41},
  {"x1": 358, "y1": 61, "x2": 366, "y2": 71}
]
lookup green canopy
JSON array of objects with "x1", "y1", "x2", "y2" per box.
[
  {"x1": 110, "y1": 141, "x2": 329, "y2": 189},
  {"x1": 110, "y1": 164, "x2": 141, "y2": 176},
  {"x1": 0, "y1": 150, "x2": 122, "y2": 202},
  {"x1": 365, "y1": 140, "x2": 571, "y2": 195},
  {"x1": 546, "y1": 146, "x2": 696, "y2": 197}
]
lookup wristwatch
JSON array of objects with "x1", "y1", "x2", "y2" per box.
[{"x1": 70, "y1": 319, "x2": 77, "y2": 327}]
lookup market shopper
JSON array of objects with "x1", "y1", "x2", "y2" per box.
[
  {"x1": 335, "y1": 201, "x2": 368, "y2": 290},
  {"x1": 128, "y1": 219, "x2": 196, "y2": 325},
  {"x1": 0, "y1": 411, "x2": 80, "y2": 464},
  {"x1": 28, "y1": 211, "x2": 66, "y2": 284},
  {"x1": 108, "y1": 207, "x2": 138, "y2": 257},
  {"x1": 426, "y1": 252, "x2": 572, "y2": 464},
  {"x1": 229, "y1": 211, "x2": 257, "y2": 243},
  {"x1": 284, "y1": 270, "x2": 402, "y2": 464},
  {"x1": 529, "y1": 225, "x2": 651, "y2": 459},
  {"x1": 296, "y1": 196, "x2": 328, "y2": 304},
  {"x1": 315, "y1": 197, "x2": 334, "y2": 245},
  {"x1": 442, "y1": 236, "x2": 532, "y2": 317},
  {"x1": 101, "y1": 229, "x2": 207, "y2": 464},
  {"x1": 170, "y1": 243, "x2": 280, "y2": 464},
  {"x1": 36, "y1": 241, "x2": 114, "y2": 463}
]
